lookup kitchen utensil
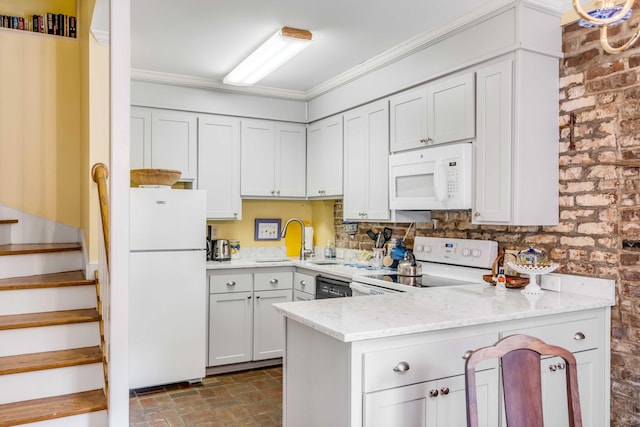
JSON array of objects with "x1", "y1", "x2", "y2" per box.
[
  {"x1": 397, "y1": 251, "x2": 422, "y2": 276},
  {"x1": 366, "y1": 230, "x2": 377, "y2": 241},
  {"x1": 212, "y1": 239, "x2": 231, "y2": 261},
  {"x1": 375, "y1": 232, "x2": 385, "y2": 248},
  {"x1": 482, "y1": 253, "x2": 530, "y2": 288},
  {"x1": 401, "y1": 223, "x2": 414, "y2": 244},
  {"x1": 383, "y1": 227, "x2": 392, "y2": 242}
]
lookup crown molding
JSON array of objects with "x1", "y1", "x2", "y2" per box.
[{"x1": 131, "y1": 69, "x2": 308, "y2": 100}]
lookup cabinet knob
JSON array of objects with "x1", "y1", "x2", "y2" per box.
[
  {"x1": 233, "y1": 212, "x2": 238, "y2": 217},
  {"x1": 226, "y1": 281, "x2": 236, "y2": 287},
  {"x1": 462, "y1": 350, "x2": 473, "y2": 360},
  {"x1": 420, "y1": 138, "x2": 427, "y2": 143},
  {"x1": 474, "y1": 211, "x2": 481, "y2": 218},
  {"x1": 270, "y1": 190, "x2": 275, "y2": 195},
  {"x1": 269, "y1": 279, "x2": 279, "y2": 285},
  {"x1": 574, "y1": 332, "x2": 586, "y2": 340},
  {"x1": 549, "y1": 364, "x2": 558, "y2": 372},
  {"x1": 440, "y1": 387, "x2": 450, "y2": 395},
  {"x1": 557, "y1": 363, "x2": 566, "y2": 370},
  {"x1": 429, "y1": 389, "x2": 439, "y2": 398},
  {"x1": 247, "y1": 295, "x2": 252, "y2": 300},
  {"x1": 300, "y1": 280, "x2": 306, "y2": 286},
  {"x1": 393, "y1": 361, "x2": 410, "y2": 372},
  {"x1": 256, "y1": 295, "x2": 261, "y2": 299},
  {"x1": 277, "y1": 190, "x2": 281, "y2": 195}
]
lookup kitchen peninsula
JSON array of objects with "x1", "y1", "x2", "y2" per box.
[{"x1": 274, "y1": 277, "x2": 614, "y2": 427}]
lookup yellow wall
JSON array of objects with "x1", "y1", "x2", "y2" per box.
[
  {"x1": 0, "y1": 0, "x2": 81, "y2": 227},
  {"x1": 79, "y1": 0, "x2": 110, "y2": 264},
  {"x1": 208, "y1": 200, "x2": 335, "y2": 256}
]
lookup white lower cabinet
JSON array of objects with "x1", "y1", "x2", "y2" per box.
[
  {"x1": 208, "y1": 269, "x2": 292, "y2": 367},
  {"x1": 364, "y1": 370, "x2": 497, "y2": 427}
]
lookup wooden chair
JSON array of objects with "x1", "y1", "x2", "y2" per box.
[{"x1": 465, "y1": 334, "x2": 582, "y2": 427}]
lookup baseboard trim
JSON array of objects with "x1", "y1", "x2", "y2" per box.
[{"x1": 205, "y1": 359, "x2": 282, "y2": 376}]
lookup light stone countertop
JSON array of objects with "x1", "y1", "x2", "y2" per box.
[{"x1": 273, "y1": 283, "x2": 615, "y2": 343}]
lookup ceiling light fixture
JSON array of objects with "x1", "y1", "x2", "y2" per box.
[
  {"x1": 223, "y1": 27, "x2": 313, "y2": 86},
  {"x1": 573, "y1": 0, "x2": 639, "y2": 53}
]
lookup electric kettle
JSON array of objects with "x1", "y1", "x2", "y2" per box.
[{"x1": 212, "y1": 239, "x2": 231, "y2": 261}]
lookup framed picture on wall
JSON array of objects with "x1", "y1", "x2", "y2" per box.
[{"x1": 254, "y1": 218, "x2": 281, "y2": 241}]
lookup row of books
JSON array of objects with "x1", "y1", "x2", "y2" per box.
[{"x1": 0, "y1": 13, "x2": 76, "y2": 38}]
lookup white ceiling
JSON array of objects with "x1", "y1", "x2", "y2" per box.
[{"x1": 130, "y1": 0, "x2": 571, "y2": 99}]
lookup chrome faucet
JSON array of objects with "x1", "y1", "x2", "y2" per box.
[{"x1": 282, "y1": 217, "x2": 313, "y2": 260}]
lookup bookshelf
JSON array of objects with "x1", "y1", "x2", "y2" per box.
[{"x1": 0, "y1": 0, "x2": 76, "y2": 38}]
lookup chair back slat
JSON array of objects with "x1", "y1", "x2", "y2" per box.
[{"x1": 502, "y1": 349, "x2": 544, "y2": 427}]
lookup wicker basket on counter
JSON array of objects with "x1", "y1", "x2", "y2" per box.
[
  {"x1": 482, "y1": 253, "x2": 530, "y2": 289},
  {"x1": 130, "y1": 169, "x2": 181, "y2": 186}
]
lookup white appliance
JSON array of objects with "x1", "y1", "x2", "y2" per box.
[
  {"x1": 129, "y1": 188, "x2": 207, "y2": 389},
  {"x1": 351, "y1": 236, "x2": 497, "y2": 295},
  {"x1": 389, "y1": 142, "x2": 472, "y2": 210}
]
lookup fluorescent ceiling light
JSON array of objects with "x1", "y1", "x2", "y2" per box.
[{"x1": 224, "y1": 27, "x2": 313, "y2": 86}]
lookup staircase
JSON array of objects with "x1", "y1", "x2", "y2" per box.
[{"x1": 0, "y1": 219, "x2": 108, "y2": 426}]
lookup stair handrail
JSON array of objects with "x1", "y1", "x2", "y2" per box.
[{"x1": 91, "y1": 163, "x2": 110, "y2": 268}]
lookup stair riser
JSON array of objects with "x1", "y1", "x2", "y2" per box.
[
  {"x1": 0, "y1": 286, "x2": 96, "y2": 316},
  {"x1": 0, "y1": 227, "x2": 9, "y2": 246},
  {"x1": 0, "y1": 323, "x2": 100, "y2": 357},
  {"x1": 0, "y1": 363, "x2": 104, "y2": 404},
  {"x1": 19, "y1": 410, "x2": 108, "y2": 427},
  {"x1": 0, "y1": 252, "x2": 83, "y2": 279}
]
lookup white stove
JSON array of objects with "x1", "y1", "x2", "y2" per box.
[{"x1": 350, "y1": 237, "x2": 498, "y2": 295}]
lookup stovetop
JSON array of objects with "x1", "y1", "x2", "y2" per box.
[{"x1": 362, "y1": 273, "x2": 479, "y2": 288}]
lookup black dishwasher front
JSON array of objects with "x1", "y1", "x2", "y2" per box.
[{"x1": 315, "y1": 275, "x2": 352, "y2": 299}]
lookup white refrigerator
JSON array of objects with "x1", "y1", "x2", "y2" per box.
[{"x1": 129, "y1": 188, "x2": 207, "y2": 389}]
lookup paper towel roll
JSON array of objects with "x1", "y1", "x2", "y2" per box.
[{"x1": 304, "y1": 226, "x2": 314, "y2": 251}]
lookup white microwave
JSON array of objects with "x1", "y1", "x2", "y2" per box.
[{"x1": 389, "y1": 142, "x2": 472, "y2": 210}]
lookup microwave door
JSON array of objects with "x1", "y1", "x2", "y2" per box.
[{"x1": 390, "y1": 160, "x2": 442, "y2": 210}]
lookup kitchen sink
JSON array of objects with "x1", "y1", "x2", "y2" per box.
[{"x1": 307, "y1": 260, "x2": 340, "y2": 265}]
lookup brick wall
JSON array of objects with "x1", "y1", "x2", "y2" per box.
[{"x1": 334, "y1": 13, "x2": 640, "y2": 425}]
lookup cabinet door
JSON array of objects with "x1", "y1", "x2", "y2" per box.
[
  {"x1": 343, "y1": 100, "x2": 390, "y2": 221},
  {"x1": 435, "y1": 370, "x2": 498, "y2": 427},
  {"x1": 208, "y1": 291, "x2": 253, "y2": 366},
  {"x1": 307, "y1": 116, "x2": 343, "y2": 197},
  {"x1": 275, "y1": 123, "x2": 306, "y2": 197},
  {"x1": 253, "y1": 289, "x2": 292, "y2": 360},
  {"x1": 390, "y1": 86, "x2": 428, "y2": 152},
  {"x1": 130, "y1": 107, "x2": 151, "y2": 170},
  {"x1": 198, "y1": 114, "x2": 242, "y2": 219},
  {"x1": 427, "y1": 73, "x2": 475, "y2": 145},
  {"x1": 363, "y1": 380, "x2": 436, "y2": 427},
  {"x1": 241, "y1": 119, "x2": 276, "y2": 196},
  {"x1": 150, "y1": 110, "x2": 198, "y2": 183},
  {"x1": 540, "y1": 350, "x2": 604, "y2": 427},
  {"x1": 474, "y1": 59, "x2": 513, "y2": 224}
]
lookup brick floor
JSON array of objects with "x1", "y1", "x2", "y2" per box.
[{"x1": 129, "y1": 367, "x2": 283, "y2": 426}]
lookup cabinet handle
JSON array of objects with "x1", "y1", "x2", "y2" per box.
[
  {"x1": 300, "y1": 280, "x2": 306, "y2": 286},
  {"x1": 440, "y1": 387, "x2": 450, "y2": 395},
  {"x1": 226, "y1": 281, "x2": 236, "y2": 287},
  {"x1": 420, "y1": 138, "x2": 427, "y2": 143},
  {"x1": 269, "y1": 279, "x2": 279, "y2": 285},
  {"x1": 574, "y1": 332, "x2": 586, "y2": 340},
  {"x1": 393, "y1": 361, "x2": 410, "y2": 372},
  {"x1": 462, "y1": 350, "x2": 473, "y2": 360},
  {"x1": 426, "y1": 137, "x2": 433, "y2": 144},
  {"x1": 429, "y1": 389, "x2": 439, "y2": 398}
]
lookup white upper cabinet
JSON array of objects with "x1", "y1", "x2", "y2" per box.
[
  {"x1": 130, "y1": 107, "x2": 151, "y2": 170},
  {"x1": 241, "y1": 119, "x2": 306, "y2": 198},
  {"x1": 307, "y1": 116, "x2": 343, "y2": 198},
  {"x1": 198, "y1": 114, "x2": 242, "y2": 220},
  {"x1": 390, "y1": 73, "x2": 475, "y2": 152},
  {"x1": 343, "y1": 100, "x2": 390, "y2": 221},
  {"x1": 473, "y1": 54, "x2": 559, "y2": 226},
  {"x1": 130, "y1": 107, "x2": 198, "y2": 184}
]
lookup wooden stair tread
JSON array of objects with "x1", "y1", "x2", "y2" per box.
[
  {"x1": 0, "y1": 271, "x2": 93, "y2": 291},
  {"x1": 0, "y1": 389, "x2": 107, "y2": 426},
  {"x1": 0, "y1": 309, "x2": 100, "y2": 331},
  {"x1": 0, "y1": 243, "x2": 81, "y2": 257},
  {"x1": 0, "y1": 346, "x2": 102, "y2": 376},
  {"x1": 0, "y1": 219, "x2": 18, "y2": 225}
]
